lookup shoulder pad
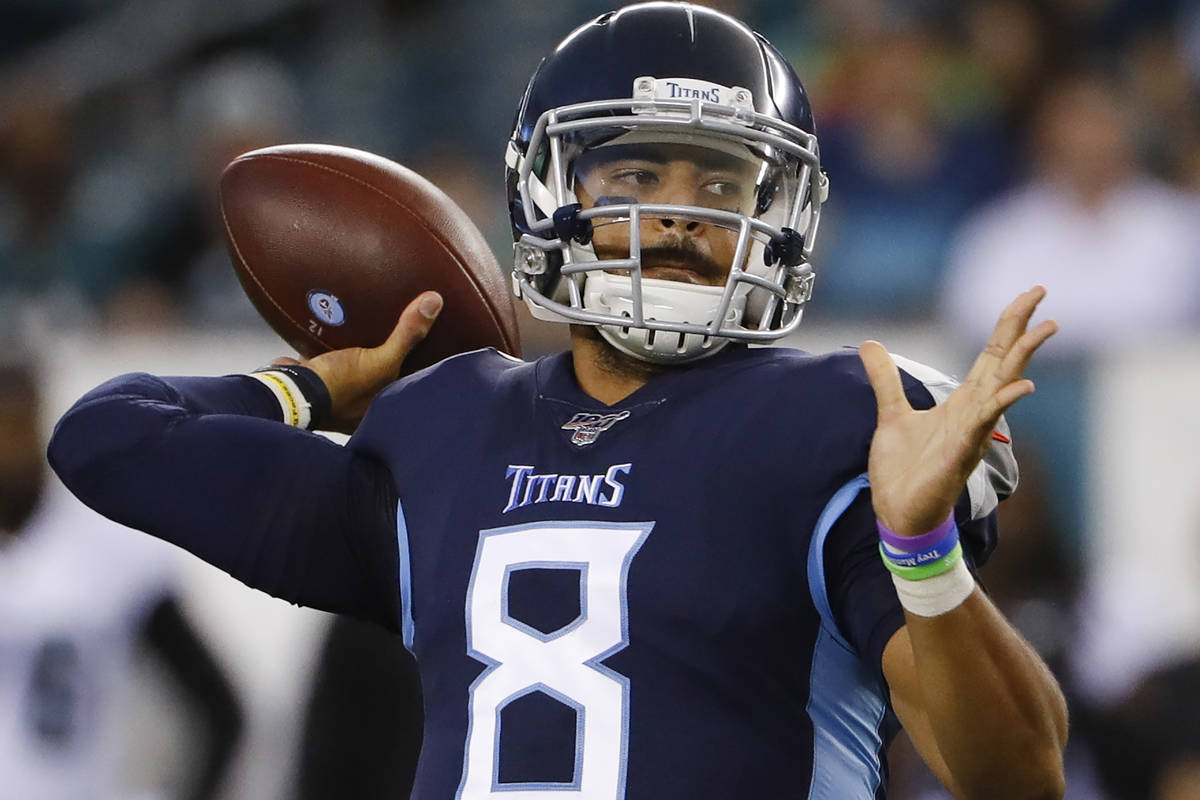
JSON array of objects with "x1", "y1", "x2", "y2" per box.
[{"x1": 377, "y1": 347, "x2": 529, "y2": 401}]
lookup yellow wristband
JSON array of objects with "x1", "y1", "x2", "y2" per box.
[{"x1": 249, "y1": 370, "x2": 312, "y2": 429}]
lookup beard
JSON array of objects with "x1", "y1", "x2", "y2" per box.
[{"x1": 570, "y1": 324, "x2": 674, "y2": 382}]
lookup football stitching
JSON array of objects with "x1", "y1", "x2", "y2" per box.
[
  {"x1": 219, "y1": 190, "x2": 326, "y2": 354},
  {"x1": 241, "y1": 153, "x2": 517, "y2": 355}
]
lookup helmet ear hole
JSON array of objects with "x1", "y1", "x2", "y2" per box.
[{"x1": 530, "y1": 140, "x2": 550, "y2": 181}]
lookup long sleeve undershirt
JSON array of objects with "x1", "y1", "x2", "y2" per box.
[{"x1": 47, "y1": 373, "x2": 403, "y2": 630}]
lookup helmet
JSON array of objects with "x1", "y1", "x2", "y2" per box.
[{"x1": 506, "y1": 2, "x2": 828, "y2": 364}]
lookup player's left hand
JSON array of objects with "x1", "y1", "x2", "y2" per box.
[
  {"x1": 272, "y1": 291, "x2": 443, "y2": 434},
  {"x1": 858, "y1": 286, "x2": 1057, "y2": 538}
]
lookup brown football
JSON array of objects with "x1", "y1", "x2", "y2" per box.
[{"x1": 219, "y1": 143, "x2": 521, "y2": 373}]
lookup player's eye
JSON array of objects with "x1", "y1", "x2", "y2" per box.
[
  {"x1": 697, "y1": 177, "x2": 750, "y2": 213},
  {"x1": 701, "y1": 178, "x2": 744, "y2": 197},
  {"x1": 609, "y1": 168, "x2": 659, "y2": 187}
]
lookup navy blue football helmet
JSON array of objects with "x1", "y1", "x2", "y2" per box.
[{"x1": 505, "y1": 2, "x2": 827, "y2": 363}]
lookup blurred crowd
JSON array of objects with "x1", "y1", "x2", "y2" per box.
[
  {"x1": 2, "y1": 1, "x2": 1200, "y2": 799},
  {"x1": 3, "y1": 0, "x2": 1199, "y2": 331}
]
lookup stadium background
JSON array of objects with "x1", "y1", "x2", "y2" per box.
[{"x1": 2, "y1": 0, "x2": 1199, "y2": 798}]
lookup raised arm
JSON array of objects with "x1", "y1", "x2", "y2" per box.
[{"x1": 862, "y1": 287, "x2": 1068, "y2": 799}]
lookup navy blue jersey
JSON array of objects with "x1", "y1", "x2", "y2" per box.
[{"x1": 48, "y1": 345, "x2": 1013, "y2": 799}]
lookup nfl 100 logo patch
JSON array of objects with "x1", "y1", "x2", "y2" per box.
[{"x1": 560, "y1": 410, "x2": 631, "y2": 446}]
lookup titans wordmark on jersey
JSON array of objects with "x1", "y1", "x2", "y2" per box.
[{"x1": 349, "y1": 346, "x2": 1010, "y2": 800}]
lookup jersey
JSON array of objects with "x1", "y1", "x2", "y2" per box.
[
  {"x1": 0, "y1": 482, "x2": 177, "y2": 800},
  {"x1": 47, "y1": 344, "x2": 1015, "y2": 799}
]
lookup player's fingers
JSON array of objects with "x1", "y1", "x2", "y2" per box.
[
  {"x1": 977, "y1": 379, "x2": 1036, "y2": 431},
  {"x1": 859, "y1": 340, "x2": 911, "y2": 419},
  {"x1": 969, "y1": 287, "x2": 1042, "y2": 370},
  {"x1": 374, "y1": 291, "x2": 443, "y2": 368},
  {"x1": 964, "y1": 286, "x2": 1046, "y2": 385},
  {"x1": 996, "y1": 318, "x2": 1058, "y2": 384}
]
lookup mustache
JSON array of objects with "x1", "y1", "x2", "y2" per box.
[{"x1": 593, "y1": 239, "x2": 726, "y2": 281}]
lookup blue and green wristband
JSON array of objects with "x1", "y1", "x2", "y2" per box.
[
  {"x1": 877, "y1": 512, "x2": 976, "y2": 616},
  {"x1": 877, "y1": 514, "x2": 962, "y2": 580}
]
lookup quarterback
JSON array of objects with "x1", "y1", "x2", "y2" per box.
[{"x1": 50, "y1": 4, "x2": 1067, "y2": 798}]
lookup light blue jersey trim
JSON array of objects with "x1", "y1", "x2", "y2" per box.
[
  {"x1": 396, "y1": 500, "x2": 416, "y2": 651},
  {"x1": 805, "y1": 473, "x2": 888, "y2": 799},
  {"x1": 807, "y1": 474, "x2": 870, "y2": 649}
]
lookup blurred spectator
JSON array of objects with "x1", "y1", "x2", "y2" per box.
[
  {"x1": 22, "y1": 50, "x2": 311, "y2": 332},
  {"x1": 1122, "y1": 26, "x2": 1200, "y2": 187},
  {"x1": 959, "y1": 0, "x2": 1064, "y2": 132},
  {"x1": 0, "y1": 0, "x2": 106, "y2": 62},
  {"x1": 294, "y1": 616, "x2": 422, "y2": 800},
  {"x1": 1043, "y1": 0, "x2": 1185, "y2": 52},
  {"x1": 166, "y1": 51, "x2": 306, "y2": 327},
  {"x1": 973, "y1": 453, "x2": 1080, "y2": 672},
  {"x1": 1091, "y1": 656, "x2": 1200, "y2": 800},
  {"x1": 939, "y1": 72, "x2": 1200, "y2": 551},
  {"x1": 1067, "y1": 347, "x2": 1200, "y2": 714},
  {"x1": 942, "y1": 72, "x2": 1200, "y2": 353},
  {"x1": 973, "y1": 451, "x2": 1108, "y2": 799},
  {"x1": 0, "y1": 0, "x2": 1196, "y2": 331},
  {"x1": 0, "y1": 87, "x2": 81, "y2": 301},
  {"x1": 1185, "y1": 1, "x2": 1200, "y2": 83},
  {"x1": 0, "y1": 356, "x2": 243, "y2": 800},
  {"x1": 809, "y1": 26, "x2": 1014, "y2": 321}
]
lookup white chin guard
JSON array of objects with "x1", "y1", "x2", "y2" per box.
[{"x1": 583, "y1": 272, "x2": 746, "y2": 364}]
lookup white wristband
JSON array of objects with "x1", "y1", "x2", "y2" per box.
[
  {"x1": 891, "y1": 557, "x2": 976, "y2": 617},
  {"x1": 249, "y1": 370, "x2": 312, "y2": 429}
]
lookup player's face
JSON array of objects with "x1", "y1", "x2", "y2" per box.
[{"x1": 573, "y1": 143, "x2": 760, "y2": 286}]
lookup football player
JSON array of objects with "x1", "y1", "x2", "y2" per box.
[
  {"x1": 50, "y1": 4, "x2": 1067, "y2": 798},
  {"x1": 1, "y1": 358, "x2": 243, "y2": 800}
]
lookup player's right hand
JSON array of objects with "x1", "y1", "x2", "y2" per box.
[{"x1": 274, "y1": 291, "x2": 443, "y2": 434}]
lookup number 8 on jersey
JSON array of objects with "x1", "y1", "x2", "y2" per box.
[{"x1": 458, "y1": 521, "x2": 654, "y2": 798}]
